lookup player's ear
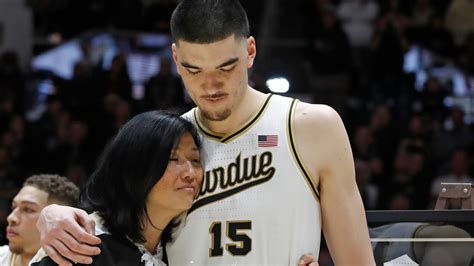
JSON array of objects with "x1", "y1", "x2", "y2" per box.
[
  {"x1": 172, "y1": 43, "x2": 181, "y2": 75},
  {"x1": 246, "y1": 36, "x2": 256, "y2": 68}
]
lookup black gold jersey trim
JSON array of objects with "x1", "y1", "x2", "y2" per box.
[
  {"x1": 193, "y1": 108, "x2": 223, "y2": 140},
  {"x1": 194, "y1": 94, "x2": 274, "y2": 143},
  {"x1": 9, "y1": 253, "x2": 15, "y2": 266},
  {"x1": 287, "y1": 99, "x2": 320, "y2": 201}
]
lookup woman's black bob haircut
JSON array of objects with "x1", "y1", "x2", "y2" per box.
[{"x1": 81, "y1": 110, "x2": 201, "y2": 244}]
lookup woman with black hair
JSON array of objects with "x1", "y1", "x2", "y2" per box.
[{"x1": 31, "y1": 110, "x2": 203, "y2": 265}]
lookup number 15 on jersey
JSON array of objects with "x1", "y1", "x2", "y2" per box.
[{"x1": 209, "y1": 220, "x2": 252, "y2": 257}]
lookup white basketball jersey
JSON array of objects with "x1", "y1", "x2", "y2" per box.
[{"x1": 167, "y1": 94, "x2": 322, "y2": 265}]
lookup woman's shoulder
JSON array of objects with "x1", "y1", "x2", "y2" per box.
[{"x1": 30, "y1": 234, "x2": 145, "y2": 266}]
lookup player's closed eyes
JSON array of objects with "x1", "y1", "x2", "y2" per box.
[
  {"x1": 186, "y1": 69, "x2": 200, "y2": 75},
  {"x1": 220, "y1": 65, "x2": 236, "y2": 72}
]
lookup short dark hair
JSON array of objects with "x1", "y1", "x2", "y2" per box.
[
  {"x1": 81, "y1": 111, "x2": 201, "y2": 244},
  {"x1": 24, "y1": 174, "x2": 80, "y2": 207},
  {"x1": 170, "y1": 0, "x2": 250, "y2": 44}
]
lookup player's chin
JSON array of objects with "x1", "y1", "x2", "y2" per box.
[
  {"x1": 8, "y1": 242, "x2": 23, "y2": 253},
  {"x1": 201, "y1": 108, "x2": 232, "y2": 122}
]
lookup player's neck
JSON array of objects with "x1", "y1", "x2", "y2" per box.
[
  {"x1": 14, "y1": 252, "x2": 34, "y2": 266},
  {"x1": 203, "y1": 87, "x2": 267, "y2": 135}
]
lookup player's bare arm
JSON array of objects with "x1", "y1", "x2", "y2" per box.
[
  {"x1": 37, "y1": 204, "x2": 101, "y2": 265},
  {"x1": 294, "y1": 102, "x2": 375, "y2": 265}
]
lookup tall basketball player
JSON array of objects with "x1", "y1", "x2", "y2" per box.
[{"x1": 36, "y1": 0, "x2": 375, "y2": 265}]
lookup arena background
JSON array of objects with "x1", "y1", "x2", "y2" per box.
[{"x1": 0, "y1": 0, "x2": 473, "y2": 264}]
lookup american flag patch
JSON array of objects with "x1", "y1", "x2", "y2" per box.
[{"x1": 258, "y1": 135, "x2": 278, "y2": 147}]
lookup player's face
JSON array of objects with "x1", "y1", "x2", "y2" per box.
[
  {"x1": 147, "y1": 133, "x2": 203, "y2": 215},
  {"x1": 172, "y1": 35, "x2": 256, "y2": 121},
  {"x1": 6, "y1": 186, "x2": 49, "y2": 255}
]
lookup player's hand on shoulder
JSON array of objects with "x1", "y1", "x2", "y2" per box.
[{"x1": 37, "y1": 204, "x2": 101, "y2": 265}]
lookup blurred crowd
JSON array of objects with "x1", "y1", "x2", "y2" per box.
[
  {"x1": 0, "y1": 0, "x2": 474, "y2": 244},
  {"x1": 302, "y1": 0, "x2": 474, "y2": 211}
]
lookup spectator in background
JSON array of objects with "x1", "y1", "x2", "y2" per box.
[
  {"x1": 41, "y1": 109, "x2": 73, "y2": 174},
  {"x1": 337, "y1": 0, "x2": 379, "y2": 98},
  {"x1": 380, "y1": 143, "x2": 430, "y2": 209},
  {"x1": 0, "y1": 97, "x2": 16, "y2": 136},
  {"x1": 406, "y1": 0, "x2": 434, "y2": 44},
  {"x1": 0, "y1": 51, "x2": 26, "y2": 115},
  {"x1": 1, "y1": 115, "x2": 34, "y2": 176},
  {"x1": 430, "y1": 106, "x2": 473, "y2": 174},
  {"x1": 307, "y1": 4, "x2": 352, "y2": 112},
  {"x1": 91, "y1": 94, "x2": 134, "y2": 151},
  {"x1": 143, "y1": 0, "x2": 180, "y2": 32},
  {"x1": 369, "y1": 104, "x2": 398, "y2": 167},
  {"x1": 59, "y1": 61, "x2": 101, "y2": 121},
  {"x1": 337, "y1": 0, "x2": 379, "y2": 49},
  {"x1": 109, "y1": 97, "x2": 133, "y2": 134},
  {"x1": 352, "y1": 125, "x2": 376, "y2": 161},
  {"x1": 308, "y1": 6, "x2": 352, "y2": 75},
  {"x1": 423, "y1": 14, "x2": 456, "y2": 58},
  {"x1": 457, "y1": 32, "x2": 474, "y2": 74},
  {"x1": 430, "y1": 149, "x2": 473, "y2": 199},
  {"x1": 249, "y1": 72, "x2": 270, "y2": 94},
  {"x1": 351, "y1": 123, "x2": 389, "y2": 188},
  {"x1": 409, "y1": 0, "x2": 434, "y2": 29},
  {"x1": 0, "y1": 174, "x2": 79, "y2": 266},
  {"x1": 112, "y1": 99, "x2": 134, "y2": 130},
  {"x1": 371, "y1": 0, "x2": 410, "y2": 99},
  {"x1": 144, "y1": 56, "x2": 184, "y2": 110},
  {"x1": 355, "y1": 159, "x2": 379, "y2": 210},
  {"x1": 46, "y1": 120, "x2": 95, "y2": 176},
  {"x1": 0, "y1": 147, "x2": 21, "y2": 232},
  {"x1": 0, "y1": 146, "x2": 21, "y2": 196},
  {"x1": 33, "y1": 95, "x2": 65, "y2": 141},
  {"x1": 403, "y1": 114, "x2": 431, "y2": 145},
  {"x1": 417, "y1": 76, "x2": 449, "y2": 124},
  {"x1": 388, "y1": 193, "x2": 413, "y2": 210},
  {"x1": 101, "y1": 54, "x2": 132, "y2": 102},
  {"x1": 445, "y1": 0, "x2": 474, "y2": 45},
  {"x1": 64, "y1": 164, "x2": 88, "y2": 187}
]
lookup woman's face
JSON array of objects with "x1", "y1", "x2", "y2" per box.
[{"x1": 147, "y1": 132, "x2": 203, "y2": 215}]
